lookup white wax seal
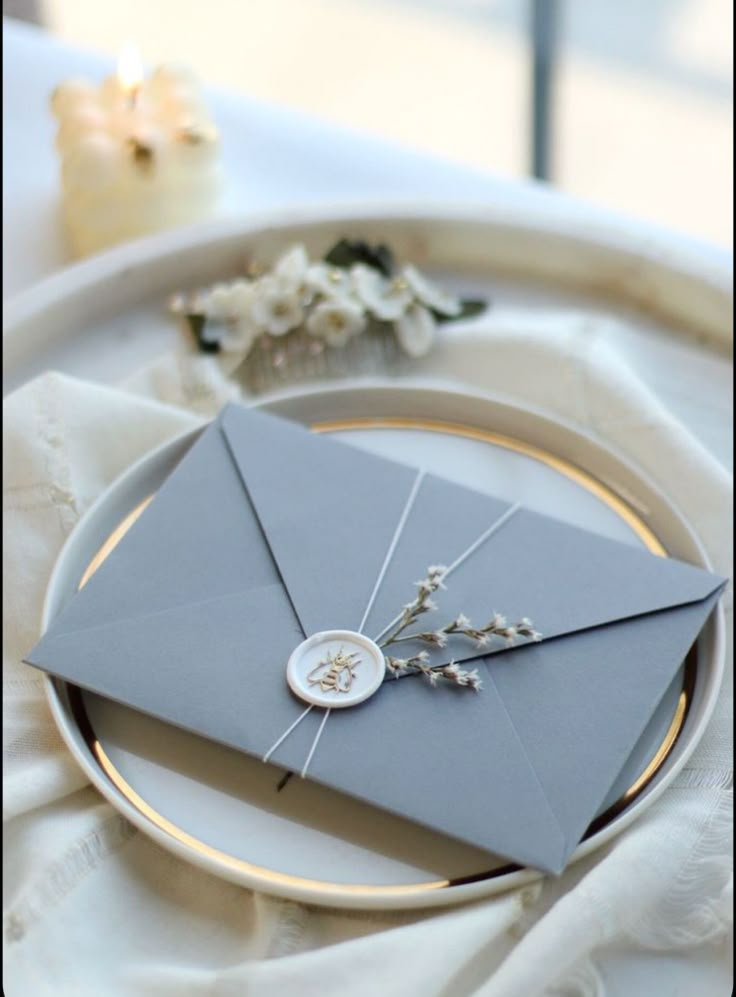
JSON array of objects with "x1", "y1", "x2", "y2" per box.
[{"x1": 286, "y1": 630, "x2": 385, "y2": 709}]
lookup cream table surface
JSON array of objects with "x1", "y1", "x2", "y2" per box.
[{"x1": 2, "y1": 16, "x2": 733, "y2": 997}]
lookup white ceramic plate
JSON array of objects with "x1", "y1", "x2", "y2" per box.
[{"x1": 41, "y1": 383, "x2": 725, "y2": 911}]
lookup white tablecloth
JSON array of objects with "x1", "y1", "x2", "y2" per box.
[{"x1": 3, "y1": 17, "x2": 733, "y2": 997}]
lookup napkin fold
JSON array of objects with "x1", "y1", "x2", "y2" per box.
[{"x1": 3, "y1": 314, "x2": 732, "y2": 997}]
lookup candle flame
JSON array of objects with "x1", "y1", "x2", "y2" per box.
[{"x1": 117, "y1": 43, "x2": 144, "y2": 95}]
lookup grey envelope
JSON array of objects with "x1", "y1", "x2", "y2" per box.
[{"x1": 26, "y1": 403, "x2": 726, "y2": 874}]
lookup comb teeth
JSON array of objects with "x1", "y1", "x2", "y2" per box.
[{"x1": 236, "y1": 326, "x2": 412, "y2": 394}]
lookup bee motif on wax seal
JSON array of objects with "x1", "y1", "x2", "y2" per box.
[
  {"x1": 286, "y1": 631, "x2": 384, "y2": 710},
  {"x1": 307, "y1": 648, "x2": 361, "y2": 695}
]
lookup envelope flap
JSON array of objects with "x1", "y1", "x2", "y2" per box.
[
  {"x1": 363, "y1": 491, "x2": 725, "y2": 667},
  {"x1": 45, "y1": 419, "x2": 292, "y2": 639},
  {"x1": 220, "y1": 404, "x2": 420, "y2": 635},
  {"x1": 486, "y1": 590, "x2": 723, "y2": 866}
]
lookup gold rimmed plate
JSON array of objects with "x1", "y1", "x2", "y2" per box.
[{"x1": 42, "y1": 384, "x2": 725, "y2": 910}]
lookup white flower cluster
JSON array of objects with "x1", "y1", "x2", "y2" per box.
[{"x1": 171, "y1": 243, "x2": 463, "y2": 360}]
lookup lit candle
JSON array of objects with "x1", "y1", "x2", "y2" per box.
[{"x1": 51, "y1": 45, "x2": 222, "y2": 257}]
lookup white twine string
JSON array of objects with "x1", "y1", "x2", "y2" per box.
[
  {"x1": 263, "y1": 704, "x2": 313, "y2": 764},
  {"x1": 357, "y1": 469, "x2": 425, "y2": 635},
  {"x1": 263, "y1": 472, "x2": 425, "y2": 775},
  {"x1": 445, "y1": 501, "x2": 521, "y2": 575},
  {"x1": 371, "y1": 501, "x2": 521, "y2": 645},
  {"x1": 300, "y1": 709, "x2": 331, "y2": 778},
  {"x1": 296, "y1": 470, "x2": 425, "y2": 776}
]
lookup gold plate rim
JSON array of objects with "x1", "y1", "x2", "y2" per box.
[{"x1": 63, "y1": 416, "x2": 693, "y2": 899}]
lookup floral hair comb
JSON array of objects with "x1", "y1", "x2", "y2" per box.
[{"x1": 169, "y1": 239, "x2": 488, "y2": 392}]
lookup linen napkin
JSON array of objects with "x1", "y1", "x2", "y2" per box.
[{"x1": 3, "y1": 312, "x2": 732, "y2": 997}]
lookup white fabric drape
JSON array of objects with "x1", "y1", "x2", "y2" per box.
[{"x1": 4, "y1": 314, "x2": 732, "y2": 996}]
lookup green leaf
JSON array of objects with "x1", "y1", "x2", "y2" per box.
[
  {"x1": 434, "y1": 298, "x2": 488, "y2": 324},
  {"x1": 186, "y1": 313, "x2": 221, "y2": 354},
  {"x1": 323, "y1": 238, "x2": 396, "y2": 276}
]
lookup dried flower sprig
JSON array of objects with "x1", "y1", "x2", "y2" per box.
[
  {"x1": 385, "y1": 653, "x2": 483, "y2": 691},
  {"x1": 387, "y1": 613, "x2": 542, "y2": 650},
  {"x1": 377, "y1": 564, "x2": 448, "y2": 648},
  {"x1": 379, "y1": 566, "x2": 541, "y2": 691}
]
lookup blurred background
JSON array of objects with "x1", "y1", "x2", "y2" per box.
[{"x1": 4, "y1": 0, "x2": 733, "y2": 247}]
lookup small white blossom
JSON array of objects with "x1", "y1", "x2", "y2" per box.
[
  {"x1": 455, "y1": 613, "x2": 471, "y2": 629},
  {"x1": 464, "y1": 669, "x2": 482, "y2": 691},
  {"x1": 394, "y1": 304, "x2": 436, "y2": 358},
  {"x1": 205, "y1": 279, "x2": 255, "y2": 321},
  {"x1": 306, "y1": 298, "x2": 366, "y2": 347},
  {"x1": 271, "y1": 243, "x2": 309, "y2": 284},
  {"x1": 402, "y1": 264, "x2": 462, "y2": 317},
  {"x1": 415, "y1": 569, "x2": 445, "y2": 595},
  {"x1": 272, "y1": 244, "x2": 314, "y2": 304},
  {"x1": 250, "y1": 277, "x2": 304, "y2": 336},
  {"x1": 351, "y1": 264, "x2": 413, "y2": 321},
  {"x1": 432, "y1": 631, "x2": 449, "y2": 648},
  {"x1": 306, "y1": 262, "x2": 353, "y2": 299},
  {"x1": 492, "y1": 613, "x2": 507, "y2": 629},
  {"x1": 274, "y1": 243, "x2": 308, "y2": 280},
  {"x1": 426, "y1": 565, "x2": 448, "y2": 588}
]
